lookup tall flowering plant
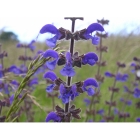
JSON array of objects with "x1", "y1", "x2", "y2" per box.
[
  {"x1": 38, "y1": 17, "x2": 105, "y2": 122},
  {"x1": 84, "y1": 18, "x2": 109, "y2": 122}
]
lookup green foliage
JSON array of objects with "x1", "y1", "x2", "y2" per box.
[
  {"x1": 0, "y1": 31, "x2": 18, "y2": 41},
  {"x1": 1, "y1": 33, "x2": 140, "y2": 122}
]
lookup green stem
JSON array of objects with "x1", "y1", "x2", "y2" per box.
[
  {"x1": 86, "y1": 35, "x2": 103, "y2": 122},
  {"x1": 107, "y1": 67, "x2": 119, "y2": 119},
  {"x1": 64, "y1": 18, "x2": 76, "y2": 122}
]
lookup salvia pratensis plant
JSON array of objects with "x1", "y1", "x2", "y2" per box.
[
  {"x1": 1, "y1": 17, "x2": 140, "y2": 122},
  {"x1": 38, "y1": 17, "x2": 105, "y2": 122},
  {"x1": 104, "y1": 62, "x2": 129, "y2": 121},
  {"x1": 85, "y1": 18, "x2": 109, "y2": 122}
]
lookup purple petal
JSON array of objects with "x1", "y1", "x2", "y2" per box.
[
  {"x1": 84, "y1": 98, "x2": 90, "y2": 106},
  {"x1": 29, "y1": 40, "x2": 35, "y2": 45},
  {"x1": 0, "y1": 71, "x2": 3, "y2": 78},
  {"x1": 10, "y1": 80, "x2": 19, "y2": 89},
  {"x1": 82, "y1": 52, "x2": 98, "y2": 66},
  {"x1": 37, "y1": 50, "x2": 44, "y2": 55},
  {"x1": 11, "y1": 80, "x2": 19, "y2": 86},
  {"x1": 104, "y1": 72, "x2": 114, "y2": 77},
  {"x1": 28, "y1": 40, "x2": 35, "y2": 46},
  {"x1": 46, "y1": 84, "x2": 55, "y2": 93},
  {"x1": 83, "y1": 78, "x2": 98, "y2": 96},
  {"x1": 71, "y1": 84, "x2": 77, "y2": 93},
  {"x1": 60, "y1": 64, "x2": 75, "y2": 77},
  {"x1": 116, "y1": 73, "x2": 128, "y2": 82},
  {"x1": 40, "y1": 24, "x2": 59, "y2": 34},
  {"x1": 9, "y1": 65, "x2": 21, "y2": 75},
  {"x1": 124, "y1": 86, "x2": 129, "y2": 92},
  {"x1": 46, "y1": 59, "x2": 57, "y2": 70},
  {"x1": 66, "y1": 52, "x2": 72, "y2": 63},
  {"x1": 43, "y1": 49, "x2": 59, "y2": 59},
  {"x1": 28, "y1": 40, "x2": 36, "y2": 51},
  {"x1": 134, "y1": 88, "x2": 140, "y2": 98},
  {"x1": 131, "y1": 69, "x2": 135, "y2": 73},
  {"x1": 136, "y1": 118, "x2": 140, "y2": 122},
  {"x1": 87, "y1": 87, "x2": 95, "y2": 96},
  {"x1": 46, "y1": 35, "x2": 58, "y2": 48},
  {"x1": 4, "y1": 84, "x2": 10, "y2": 94},
  {"x1": 92, "y1": 36, "x2": 100, "y2": 45},
  {"x1": 59, "y1": 83, "x2": 79, "y2": 103},
  {"x1": 126, "y1": 100, "x2": 132, "y2": 106},
  {"x1": 59, "y1": 84, "x2": 66, "y2": 95},
  {"x1": 83, "y1": 78, "x2": 98, "y2": 88},
  {"x1": 29, "y1": 45, "x2": 36, "y2": 51},
  {"x1": 83, "y1": 23, "x2": 104, "y2": 46},
  {"x1": 120, "y1": 98, "x2": 124, "y2": 102},
  {"x1": 46, "y1": 112, "x2": 61, "y2": 122},
  {"x1": 114, "y1": 108, "x2": 119, "y2": 115},
  {"x1": 71, "y1": 84, "x2": 79, "y2": 100},
  {"x1": 43, "y1": 71, "x2": 57, "y2": 81},
  {"x1": 20, "y1": 64, "x2": 28, "y2": 73},
  {"x1": 97, "y1": 109, "x2": 104, "y2": 115},
  {"x1": 59, "y1": 84, "x2": 70, "y2": 104},
  {"x1": 28, "y1": 78, "x2": 38, "y2": 86},
  {"x1": 130, "y1": 62, "x2": 136, "y2": 67},
  {"x1": 86, "y1": 23, "x2": 104, "y2": 35}
]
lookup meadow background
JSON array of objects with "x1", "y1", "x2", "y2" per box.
[{"x1": 0, "y1": 25, "x2": 140, "y2": 122}]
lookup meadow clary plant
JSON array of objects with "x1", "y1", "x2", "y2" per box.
[
  {"x1": 1, "y1": 17, "x2": 140, "y2": 122},
  {"x1": 39, "y1": 17, "x2": 105, "y2": 122},
  {"x1": 84, "y1": 18, "x2": 109, "y2": 122}
]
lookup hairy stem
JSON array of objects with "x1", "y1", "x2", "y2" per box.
[
  {"x1": 97, "y1": 37, "x2": 103, "y2": 75},
  {"x1": 86, "y1": 35, "x2": 103, "y2": 122},
  {"x1": 92, "y1": 36, "x2": 103, "y2": 121},
  {"x1": 108, "y1": 67, "x2": 119, "y2": 118},
  {"x1": 64, "y1": 18, "x2": 76, "y2": 122}
]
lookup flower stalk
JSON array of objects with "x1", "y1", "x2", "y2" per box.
[
  {"x1": 64, "y1": 17, "x2": 77, "y2": 122},
  {"x1": 85, "y1": 18, "x2": 109, "y2": 121},
  {"x1": 107, "y1": 66, "x2": 119, "y2": 118}
]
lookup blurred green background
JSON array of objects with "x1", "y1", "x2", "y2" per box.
[{"x1": 0, "y1": 30, "x2": 140, "y2": 122}]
